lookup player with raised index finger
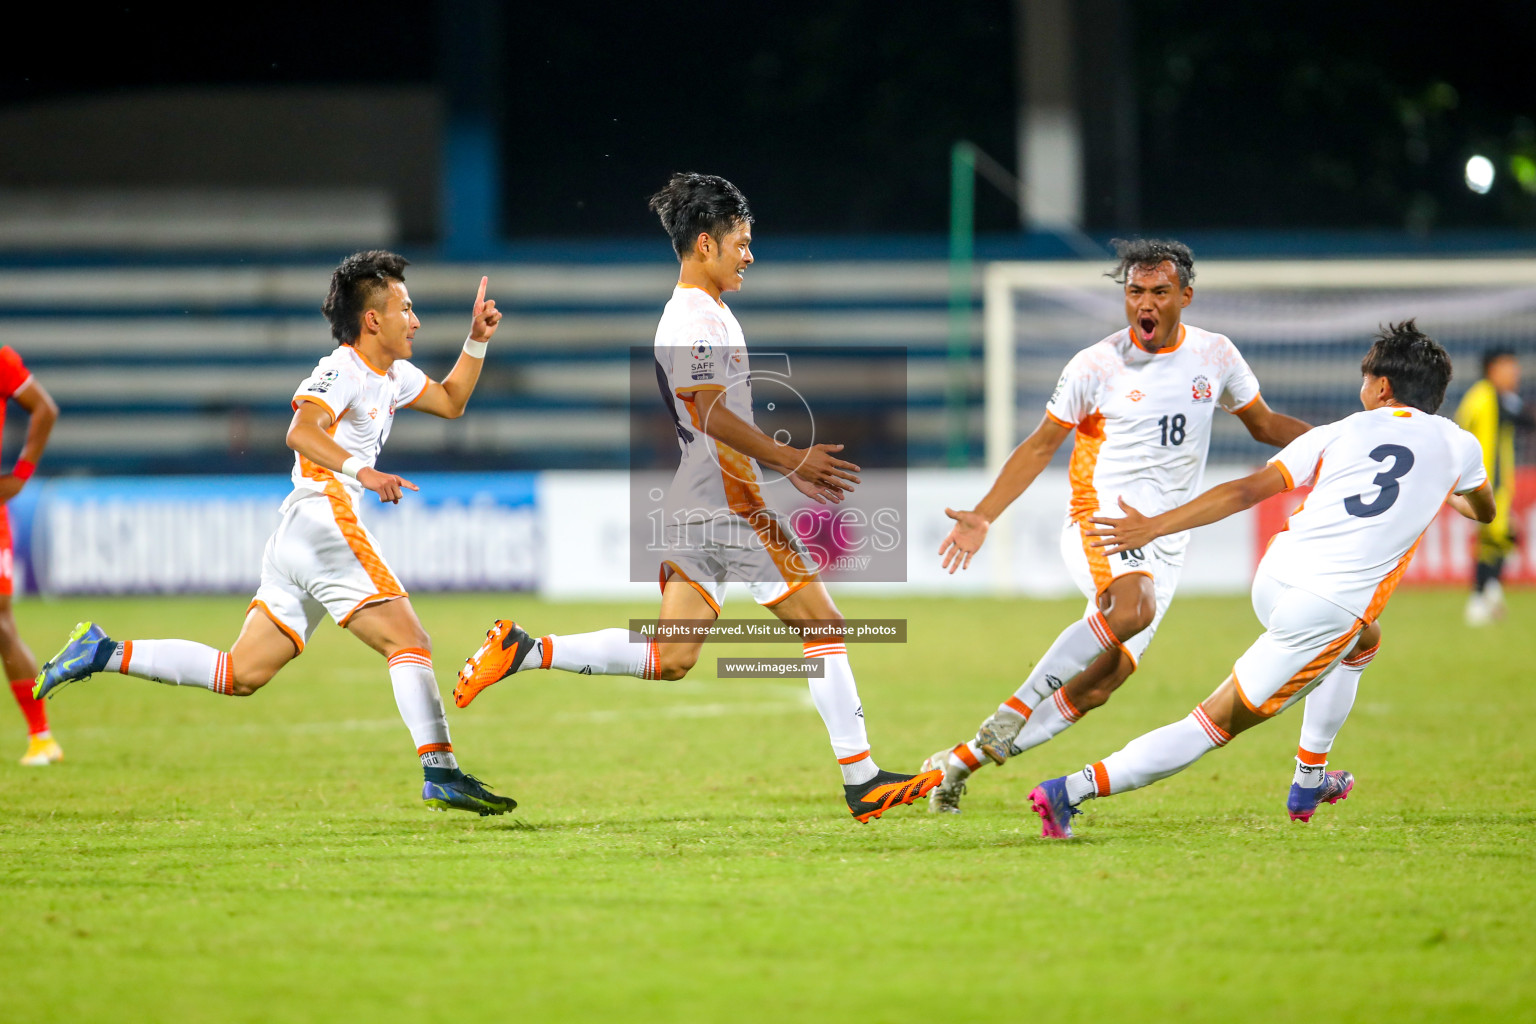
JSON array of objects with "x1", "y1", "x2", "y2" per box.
[{"x1": 35, "y1": 252, "x2": 518, "y2": 815}]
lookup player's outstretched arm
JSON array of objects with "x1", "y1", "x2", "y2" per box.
[
  {"x1": 1235, "y1": 396, "x2": 1311, "y2": 448},
  {"x1": 287, "y1": 401, "x2": 419, "y2": 504},
  {"x1": 936, "y1": 416, "x2": 1072, "y2": 573},
  {"x1": 410, "y1": 276, "x2": 503, "y2": 419},
  {"x1": 690, "y1": 388, "x2": 861, "y2": 493},
  {"x1": 0, "y1": 376, "x2": 57, "y2": 504},
  {"x1": 1087, "y1": 463, "x2": 1288, "y2": 555},
  {"x1": 1446, "y1": 481, "x2": 1497, "y2": 523}
]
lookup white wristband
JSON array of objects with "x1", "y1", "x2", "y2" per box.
[
  {"x1": 340, "y1": 457, "x2": 365, "y2": 480},
  {"x1": 463, "y1": 336, "x2": 488, "y2": 359}
]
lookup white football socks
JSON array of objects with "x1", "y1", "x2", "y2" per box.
[
  {"x1": 107, "y1": 640, "x2": 233, "y2": 694},
  {"x1": 1293, "y1": 642, "x2": 1376, "y2": 787},
  {"x1": 387, "y1": 648, "x2": 458, "y2": 769},
  {"x1": 803, "y1": 640, "x2": 878, "y2": 785},
  {"x1": 527, "y1": 630, "x2": 657, "y2": 678},
  {"x1": 1010, "y1": 611, "x2": 1119, "y2": 715},
  {"x1": 1065, "y1": 706, "x2": 1230, "y2": 804},
  {"x1": 1011, "y1": 689, "x2": 1085, "y2": 755}
]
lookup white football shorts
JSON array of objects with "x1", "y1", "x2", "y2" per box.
[
  {"x1": 1231, "y1": 569, "x2": 1364, "y2": 718},
  {"x1": 659, "y1": 509, "x2": 816, "y2": 613},
  {"x1": 249, "y1": 494, "x2": 407, "y2": 651},
  {"x1": 1059, "y1": 518, "x2": 1183, "y2": 666}
]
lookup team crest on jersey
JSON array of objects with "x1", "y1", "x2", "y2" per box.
[
  {"x1": 1127, "y1": 389, "x2": 1145, "y2": 402},
  {"x1": 1050, "y1": 373, "x2": 1067, "y2": 403},
  {"x1": 1191, "y1": 375, "x2": 1213, "y2": 403},
  {"x1": 691, "y1": 341, "x2": 713, "y2": 360},
  {"x1": 308, "y1": 368, "x2": 340, "y2": 393}
]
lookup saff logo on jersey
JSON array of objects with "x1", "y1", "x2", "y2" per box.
[
  {"x1": 1191, "y1": 375, "x2": 1214, "y2": 403},
  {"x1": 690, "y1": 341, "x2": 713, "y2": 360}
]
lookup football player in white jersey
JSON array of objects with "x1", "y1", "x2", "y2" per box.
[
  {"x1": 927, "y1": 239, "x2": 1312, "y2": 812},
  {"x1": 1027, "y1": 321, "x2": 1496, "y2": 837},
  {"x1": 35, "y1": 251, "x2": 520, "y2": 815},
  {"x1": 454, "y1": 172, "x2": 943, "y2": 822}
]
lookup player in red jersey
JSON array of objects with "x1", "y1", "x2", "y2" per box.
[{"x1": 0, "y1": 346, "x2": 61, "y2": 764}]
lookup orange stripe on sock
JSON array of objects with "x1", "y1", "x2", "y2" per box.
[
  {"x1": 953, "y1": 743, "x2": 981, "y2": 770},
  {"x1": 417, "y1": 742, "x2": 453, "y2": 755},
  {"x1": 541, "y1": 635, "x2": 554, "y2": 670},
  {"x1": 1004, "y1": 696, "x2": 1032, "y2": 720},
  {"x1": 388, "y1": 647, "x2": 432, "y2": 664},
  {"x1": 1297, "y1": 747, "x2": 1328, "y2": 766},
  {"x1": 1192, "y1": 705, "x2": 1231, "y2": 746},
  {"x1": 1053, "y1": 689, "x2": 1082, "y2": 723},
  {"x1": 1089, "y1": 611, "x2": 1118, "y2": 649},
  {"x1": 1091, "y1": 761, "x2": 1111, "y2": 797},
  {"x1": 119, "y1": 640, "x2": 133, "y2": 675},
  {"x1": 1342, "y1": 644, "x2": 1379, "y2": 668},
  {"x1": 837, "y1": 750, "x2": 870, "y2": 765}
]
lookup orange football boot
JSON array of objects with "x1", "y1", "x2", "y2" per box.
[
  {"x1": 845, "y1": 767, "x2": 944, "y2": 823},
  {"x1": 454, "y1": 620, "x2": 538, "y2": 708}
]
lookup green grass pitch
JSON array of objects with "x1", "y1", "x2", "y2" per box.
[{"x1": 2, "y1": 589, "x2": 1532, "y2": 1023}]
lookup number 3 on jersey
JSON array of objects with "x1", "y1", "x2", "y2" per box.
[{"x1": 1344, "y1": 443, "x2": 1415, "y2": 518}]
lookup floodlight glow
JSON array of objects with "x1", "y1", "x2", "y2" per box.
[{"x1": 1465, "y1": 155, "x2": 1495, "y2": 194}]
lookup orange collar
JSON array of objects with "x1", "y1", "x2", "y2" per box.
[
  {"x1": 1128, "y1": 323, "x2": 1185, "y2": 355},
  {"x1": 348, "y1": 345, "x2": 389, "y2": 376}
]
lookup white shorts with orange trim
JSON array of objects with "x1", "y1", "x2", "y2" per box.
[
  {"x1": 660, "y1": 510, "x2": 816, "y2": 612},
  {"x1": 250, "y1": 494, "x2": 408, "y2": 650},
  {"x1": 1231, "y1": 569, "x2": 1364, "y2": 718},
  {"x1": 1059, "y1": 518, "x2": 1182, "y2": 666}
]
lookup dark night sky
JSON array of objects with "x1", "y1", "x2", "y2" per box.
[{"x1": 4, "y1": 3, "x2": 1532, "y2": 236}]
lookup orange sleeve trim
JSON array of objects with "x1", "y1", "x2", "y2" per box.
[
  {"x1": 401, "y1": 377, "x2": 432, "y2": 409},
  {"x1": 1272, "y1": 459, "x2": 1296, "y2": 492},
  {"x1": 1229, "y1": 392, "x2": 1262, "y2": 415},
  {"x1": 837, "y1": 750, "x2": 871, "y2": 765},
  {"x1": 1044, "y1": 408, "x2": 1077, "y2": 429},
  {"x1": 675, "y1": 385, "x2": 726, "y2": 398},
  {"x1": 292, "y1": 393, "x2": 343, "y2": 417},
  {"x1": 248, "y1": 600, "x2": 304, "y2": 654}
]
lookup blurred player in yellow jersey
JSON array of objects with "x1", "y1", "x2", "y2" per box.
[
  {"x1": 35, "y1": 252, "x2": 518, "y2": 815},
  {"x1": 0, "y1": 347, "x2": 61, "y2": 764},
  {"x1": 1455, "y1": 348, "x2": 1531, "y2": 625}
]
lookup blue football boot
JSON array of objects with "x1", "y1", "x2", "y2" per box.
[
  {"x1": 422, "y1": 772, "x2": 519, "y2": 816},
  {"x1": 1287, "y1": 770, "x2": 1354, "y2": 823},
  {"x1": 34, "y1": 621, "x2": 115, "y2": 700}
]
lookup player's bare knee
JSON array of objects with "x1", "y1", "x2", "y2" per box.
[
  {"x1": 654, "y1": 647, "x2": 698, "y2": 680},
  {"x1": 226, "y1": 664, "x2": 271, "y2": 696}
]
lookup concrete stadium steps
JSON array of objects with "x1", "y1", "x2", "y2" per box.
[{"x1": 2, "y1": 261, "x2": 982, "y2": 473}]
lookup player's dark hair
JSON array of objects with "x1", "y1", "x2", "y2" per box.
[
  {"x1": 1361, "y1": 319, "x2": 1453, "y2": 413},
  {"x1": 1481, "y1": 346, "x2": 1516, "y2": 376},
  {"x1": 1106, "y1": 237, "x2": 1196, "y2": 289},
  {"x1": 648, "y1": 172, "x2": 753, "y2": 260},
  {"x1": 322, "y1": 250, "x2": 410, "y2": 345}
]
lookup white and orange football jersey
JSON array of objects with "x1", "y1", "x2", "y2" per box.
[
  {"x1": 654, "y1": 284, "x2": 767, "y2": 522},
  {"x1": 1047, "y1": 324, "x2": 1261, "y2": 552},
  {"x1": 1261, "y1": 406, "x2": 1487, "y2": 621},
  {"x1": 286, "y1": 345, "x2": 429, "y2": 511}
]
